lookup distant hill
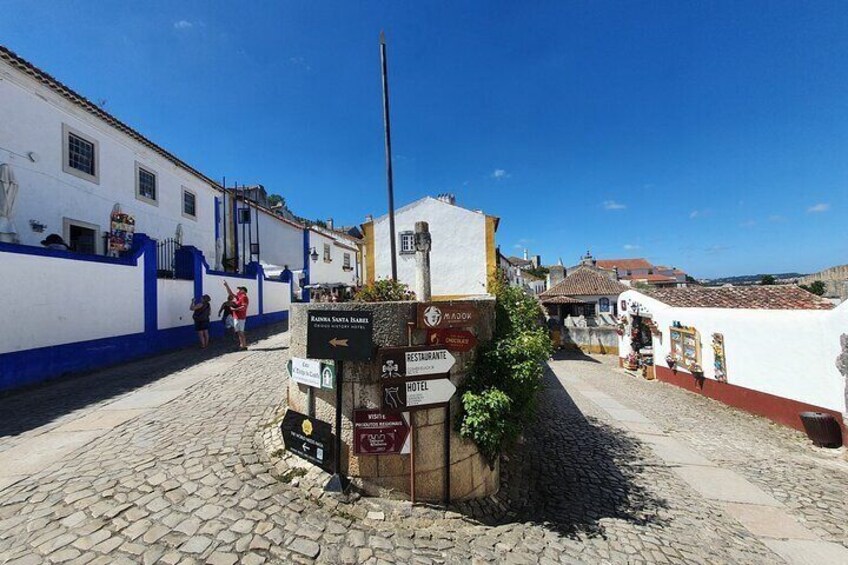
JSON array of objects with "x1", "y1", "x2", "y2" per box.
[{"x1": 700, "y1": 273, "x2": 806, "y2": 286}]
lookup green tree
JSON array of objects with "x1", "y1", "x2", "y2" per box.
[
  {"x1": 267, "y1": 194, "x2": 285, "y2": 207},
  {"x1": 760, "y1": 274, "x2": 776, "y2": 286},
  {"x1": 458, "y1": 270, "x2": 554, "y2": 464},
  {"x1": 800, "y1": 281, "x2": 826, "y2": 296}
]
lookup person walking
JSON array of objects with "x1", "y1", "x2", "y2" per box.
[
  {"x1": 218, "y1": 299, "x2": 235, "y2": 337},
  {"x1": 223, "y1": 281, "x2": 249, "y2": 350},
  {"x1": 190, "y1": 294, "x2": 212, "y2": 348}
]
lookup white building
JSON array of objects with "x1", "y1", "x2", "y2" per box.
[
  {"x1": 618, "y1": 285, "x2": 846, "y2": 436},
  {"x1": 306, "y1": 225, "x2": 360, "y2": 287},
  {"x1": 0, "y1": 45, "x2": 222, "y2": 260},
  {"x1": 362, "y1": 195, "x2": 498, "y2": 299}
]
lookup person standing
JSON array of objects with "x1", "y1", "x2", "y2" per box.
[
  {"x1": 189, "y1": 294, "x2": 211, "y2": 348},
  {"x1": 224, "y1": 281, "x2": 249, "y2": 350},
  {"x1": 280, "y1": 264, "x2": 293, "y2": 302}
]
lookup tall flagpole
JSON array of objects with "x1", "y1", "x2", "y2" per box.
[{"x1": 380, "y1": 30, "x2": 398, "y2": 281}]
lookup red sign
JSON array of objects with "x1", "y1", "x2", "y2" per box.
[
  {"x1": 353, "y1": 410, "x2": 410, "y2": 455},
  {"x1": 417, "y1": 303, "x2": 478, "y2": 329},
  {"x1": 426, "y1": 329, "x2": 477, "y2": 352}
]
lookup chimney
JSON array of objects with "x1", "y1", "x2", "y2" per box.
[
  {"x1": 436, "y1": 193, "x2": 456, "y2": 205},
  {"x1": 326, "y1": 218, "x2": 334, "y2": 230},
  {"x1": 365, "y1": 214, "x2": 373, "y2": 223}
]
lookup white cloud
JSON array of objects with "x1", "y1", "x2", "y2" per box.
[
  {"x1": 623, "y1": 244, "x2": 640, "y2": 250},
  {"x1": 705, "y1": 244, "x2": 731, "y2": 254},
  {"x1": 739, "y1": 220, "x2": 756, "y2": 228},
  {"x1": 689, "y1": 210, "x2": 700, "y2": 219},
  {"x1": 603, "y1": 200, "x2": 626, "y2": 210},
  {"x1": 807, "y1": 203, "x2": 830, "y2": 213},
  {"x1": 491, "y1": 169, "x2": 509, "y2": 180},
  {"x1": 174, "y1": 20, "x2": 194, "y2": 29}
]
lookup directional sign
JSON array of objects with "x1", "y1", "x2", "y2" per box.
[
  {"x1": 307, "y1": 310, "x2": 373, "y2": 361},
  {"x1": 382, "y1": 378, "x2": 457, "y2": 412},
  {"x1": 380, "y1": 346, "x2": 456, "y2": 379},
  {"x1": 353, "y1": 410, "x2": 410, "y2": 455},
  {"x1": 289, "y1": 357, "x2": 322, "y2": 388},
  {"x1": 320, "y1": 363, "x2": 336, "y2": 390},
  {"x1": 280, "y1": 410, "x2": 334, "y2": 472},
  {"x1": 426, "y1": 329, "x2": 478, "y2": 352},
  {"x1": 417, "y1": 303, "x2": 478, "y2": 329}
]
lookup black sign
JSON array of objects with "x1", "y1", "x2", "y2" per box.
[
  {"x1": 281, "y1": 410, "x2": 334, "y2": 472},
  {"x1": 307, "y1": 310, "x2": 374, "y2": 361}
]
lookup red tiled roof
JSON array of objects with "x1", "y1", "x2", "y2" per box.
[
  {"x1": 539, "y1": 266, "x2": 629, "y2": 303},
  {"x1": 624, "y1": 274, "x2": 677, "y2": 282},
  {"x1": 641, "y1": 286, "x2": 834, "y2": 310},
  {"x1": 540, "y1": 295, "x2": 585, "y2": 304},
  {"x1": 596, "y1": 258, "x2": 653, "y2": 271}
]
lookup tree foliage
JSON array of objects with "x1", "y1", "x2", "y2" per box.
[
  {"x1": 458, "y1": 271, "x2": 553, "y2": 464},
  {"x1": 760, "y1": 274, "x2": 776, "y2": 286},
  {"x1": 800, "y1": 281, "x2": 826, "y2": 296},
  {"x1": 354, "y1": 278, "x2": 415, "y2": 302}
]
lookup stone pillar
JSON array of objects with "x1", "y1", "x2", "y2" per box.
[
  {"x1": 837, "y1": 334, "x2": 848, "y2": 428},
  {"x1": 414, "y1": 221, "x2": 431, "y2": 302}
]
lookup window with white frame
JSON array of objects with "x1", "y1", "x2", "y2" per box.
[
  {"x1": 323, "y1": 243, "x2": 331, "y2": 262},
  {"x1": 182, "y1": 188, "x2": 197, "y2": 219},
  {"x1": 135, "y1": 163, "x2": 157, "y2": 204},
  {"x1": 343, "y1": 252, "x2": 351, "y2": 270},
  {"x1": 399, "y1": 231, "x2": 415, "y2": 254},
  {"x1": 62, "y1": 124, "x2": 99, "y2": 183}
]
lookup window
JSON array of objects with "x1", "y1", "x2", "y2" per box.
[
  {"x1": 343, "y1": 252, "x2": 351, "y2": 270},
  {"x1": 323, "y1": 243, "x2": 331, "y2": 262},
  {"x1": 182, "y1": 188, "x2": 197, "y2": 219},
  {"x1": 135, "y1": 163, "x2": 157, "y2": 204},
  {"x1": 599, "y1": 297, "x2": 610, "y2": 313},
  {"x1": 399, "y1": 231, "x2": 415, "y2": 254},
  {"x1": 62, "y1": 124, "x2": 99, "y2": 183},
  {"x1": 63, "y1": 218, "x2": 100, "y2": 254}
]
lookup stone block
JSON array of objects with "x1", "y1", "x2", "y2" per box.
[
  {"x1": 377, "y1": 455, "x2": 409, "y2": 478},
  {"x1": 414, "y1": 424, "x2": 445, "y2": 472},
  {"x1": 449, "y1": 457, "x2": 474, "y2": 500}
]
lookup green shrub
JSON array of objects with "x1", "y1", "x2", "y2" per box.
[
  {"x1": 458, "y1": 270, "x2": 553, "y2": 464},
  {"x1": 354, "y1": 278, "x2": 416, "y2": 302}
]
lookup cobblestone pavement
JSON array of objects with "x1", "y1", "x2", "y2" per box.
[{"x1": 1, "y1": 336, "x2": 847, "y2": 564}]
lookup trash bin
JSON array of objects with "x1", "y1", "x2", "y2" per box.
[{"x1": 798, "y1": 412, "x2": 843, "y2": 448}]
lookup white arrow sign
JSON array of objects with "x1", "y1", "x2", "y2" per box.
[
  {"x1": 403, "y1": 378, "x2": 456, "y2": 408},
  {"x1": 290, "y1": 357, "x2": 321, "y2": 388},
  {"x1": 404, "y1": 349, "x2": 456, "y2": 376}
]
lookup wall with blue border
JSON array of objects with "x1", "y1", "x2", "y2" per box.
[{"x1": 0, "y1": 235, "x2": 290, "y2": 393}]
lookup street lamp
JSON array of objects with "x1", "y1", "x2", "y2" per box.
[{"x1": 310, "y1": 247, "x2": 319, "y2": 262}]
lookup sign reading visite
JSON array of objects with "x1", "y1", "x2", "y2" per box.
[{"x1": 417, "y1": 303, "x2": 477, "y2": 329}]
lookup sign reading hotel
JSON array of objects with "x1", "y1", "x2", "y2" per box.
[
  {"x1": 353, "y1": 409, "x2": 410, "y2": 455},
  {"x1": 382, "y1": 378, "x2": 456, "y2": 412},
  {"x1": 380, "y1": 346, "x2": 456, "y2": 379},
  {"x1": 307, "y1": 310, "x2": 373, "y2": 361},
  {"x1": 417, "y1": 303, "x2": 477, "y2": 329}
]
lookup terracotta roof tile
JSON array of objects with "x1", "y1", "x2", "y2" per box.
[
  {"x1": 539, "y1": 266, "x2": 629, "y2": 302},
  {"x1": 596, "y1": 258, "x2": 653, "y2": 271},
  {"x1": 640, "y1": 286, "x2": 834, "y2": 310}
]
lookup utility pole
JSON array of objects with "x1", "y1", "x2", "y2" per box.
[{"x1": 380, "y1": 30, "x2": 398, "y2": 281}]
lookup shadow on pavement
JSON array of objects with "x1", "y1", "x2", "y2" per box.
[
  {"x1": 0, "y1": 322, "x2": 288, "y2": 439},
  {"x1": 455, "y1": 364, "x2": 668, "y2": 538},
  {"x1": 551, "y1": 348, "x2": 604, "y2": 364}
]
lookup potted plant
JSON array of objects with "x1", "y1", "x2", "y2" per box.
[
  {"x1": 665, "y1": 353, "x2": 676, "y2": 370},
  {"x1": 624, "y1": 352, "x2": 639, "y2": 370}
]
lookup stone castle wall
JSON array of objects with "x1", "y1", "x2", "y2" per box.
[
  {"x1": 287, "y1": 298, "x2": 498, "y2": 501},
  {"x1": 799, "y1": 265, "x2": 848, "y2": 299}
]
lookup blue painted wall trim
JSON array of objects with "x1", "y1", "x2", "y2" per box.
[
  {"x1": 214, "y1": 196, "x2": 221, "y2": 241},
  {"x1": 301, "y1": 229, "x2": 311, "y2": 302},
  {"x1": 0, "y1": 311, "x2": 288, "y2": 392},
  {"x1": 138, "y1": 235, "x2": 158, "y2": 335}
]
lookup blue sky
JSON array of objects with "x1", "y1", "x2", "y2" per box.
[{"x1": 2, "y1": 1, "x2": 846, "y2": 278}]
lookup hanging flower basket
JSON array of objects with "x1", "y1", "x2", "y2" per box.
[{"x1": 665, "y1": 354, "x2": 676, "y2": 369}]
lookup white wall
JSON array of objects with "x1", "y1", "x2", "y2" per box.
[
  {"x1": 308, "y1": 229, "x2": 358, "y2": 286},
  {"x1": 619, "y1": 290, "x2": 847, "y2": 414},
  {"x1": 157, "y1": 279, "x2": 195, "y2": 330},
  {"x1": 372, "y1": 198, "x2": 489, "y2": 297},
  {"x1": 0, "y1": 252, "x2": 143, "y2": 352},
  {"x1": 263, "y1": 279, "x2": 292, "y2": 314},
  {"x1": 255, "y1": 208, "x2": 303, "y2": 273},
  {"x1": 0, "y1": 59, "x2": 219, "y2": 259}
]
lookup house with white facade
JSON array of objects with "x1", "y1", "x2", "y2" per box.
[
  {"x1": 302, "y1": 223, "x2": 361, "y2": 301},
  {"x1": 539, "y1": 265, "x2": 629, "y2": 321},
  {"x1": 618, "y1": 285, "x2": 846, "y2": 440},
  {"x1": 362, "y1": 195, "x2": 498, "y2": 299}
]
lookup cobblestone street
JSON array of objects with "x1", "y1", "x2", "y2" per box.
[{"x1": 1, "y1": 332, "x2": 847, "y2": 564}]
